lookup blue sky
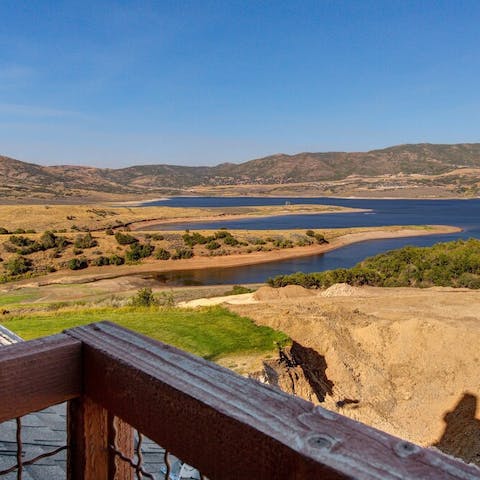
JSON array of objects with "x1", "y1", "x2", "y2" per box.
[{"x1": 0, "y1": 0, "x2": 479, "y2": 167}]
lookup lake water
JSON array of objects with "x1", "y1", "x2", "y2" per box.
[{"x1": 141, "y1": 197, "x2": 480, "y2": 285}]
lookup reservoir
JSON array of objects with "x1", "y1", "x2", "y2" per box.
[{"x1": 141, "y1": 197, "x2": 480, "y2": 285}]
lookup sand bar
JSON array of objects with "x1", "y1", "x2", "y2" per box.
[{"x1": 21, "y1": 224, "x2": 460, "y2": 287}]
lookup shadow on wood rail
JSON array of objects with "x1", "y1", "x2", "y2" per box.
[{"x1": 0, "y1": 321, "x2": 479, "y2": 479}]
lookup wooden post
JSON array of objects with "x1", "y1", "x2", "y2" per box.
[
  {"x1": 68, "y1": 396, "x2": 134, "y2": 480},
  {"x1": 68, "y1": 396, "x2": 109, "y2": 480},
  {"x1": 109, "y1": 414, "x2": 134, "y2": 480}
]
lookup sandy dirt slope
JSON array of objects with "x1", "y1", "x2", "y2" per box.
[{"x1": 225, "y1": 285, "x2": 480, "y2": 465}]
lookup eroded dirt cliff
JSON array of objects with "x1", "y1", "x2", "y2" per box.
[{"x1": 233, "y1": 285, "x2": 480, "y2": 466}]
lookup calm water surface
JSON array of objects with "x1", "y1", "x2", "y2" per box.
[{"x1": 141, "y1": 197, "x2": 480, "y2": 285}]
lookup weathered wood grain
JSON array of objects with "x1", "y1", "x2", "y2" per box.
[
  {"x1": 68, "y1": 397, "x2": 109, "y2": 480},
  {"x1": 65, "y1": 322, "x2": 480, "y2": 480},
  {"x1": 68, "y1": 397, "x2": 134, "y2": 480},
  {"x1": 0, "y1": 334, "x2": 81, "y2": 422},
  {"x1": 109, "y1": 413, "x2": 134, "y2": 480}
]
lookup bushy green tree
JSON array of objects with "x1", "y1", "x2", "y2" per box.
[{"x1": 130, "y1": 287, "x2": 158, "y2": 307}]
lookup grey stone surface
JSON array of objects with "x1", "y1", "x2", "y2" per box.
[{"x1": 0, "y1": 404, "x2": 204, "y2": 479}]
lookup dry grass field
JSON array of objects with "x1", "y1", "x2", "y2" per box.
[{"x1": 0, "y1": 203, "x2": 362, "y2": 232}]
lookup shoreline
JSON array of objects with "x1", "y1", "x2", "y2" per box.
[
  {"x1": 135, "y1": 194, "x2": 480, "y2": 203},
  {"x1": 0, "y1": 194, "x2": 478, "y2": 208},
  {"x1": 129, "y1": 206, "x2": 369, "y2": 230},
  {"x1": 23, "y1": 225, "x2": 461, "y2": 287}
]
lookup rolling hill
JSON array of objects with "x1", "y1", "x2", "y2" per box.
[{"x1": 2, "y1": 143, "x2": 480, "y2": 200}]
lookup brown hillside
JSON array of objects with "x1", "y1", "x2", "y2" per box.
[{"x1": 3, "y1": 143, "x2": 480, "y2": 199}]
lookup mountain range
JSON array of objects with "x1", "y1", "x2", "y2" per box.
[{"x1": 2, "y1": 143, "x2": 480, "y2": 199}]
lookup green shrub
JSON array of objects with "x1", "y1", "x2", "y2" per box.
[
  {"x1": 172, "y1": 248, "x2": 194, "y2": 260},
  {"x1": 130, "y1": 287, "x2": 158, "y2": 307},
  {"x1": 206, "y1": 241, "x2": 221, "y2": 250},
  {"x1": 273, "y1": 238, "x2": 294, "y2": 248},
  {"x1": 115, "y1": 231, "x2": 138, "y2": 245},
  {"x1": 224, "y1": 285, "x2": 254, "y2": 295},
  {"x1": 296, "y1": 236, "x2": 314, "y2": 247},
  {"x1": 306, "y1": 229, "x2": 315, "y2": 237},
  {"x1": 105, "y1": 228, "x2": 114, "y2": 235},
  {"x1": 39, "y1": 231, "x2": 58, "y2": 249},
  {"x1": 183, "y1": 232, "x2": 213, "y2": 247},
  {"x1": 155, "y1": 248, "x2": 171, "y2": 260},
  {"x1": 67, "y1": 258, "x2": 88, "y2": 270},
  {"x1": 9, "y1": 235, "x2": 33, "y2": 247},
  {"x1": 223, "y1": 235, "x2": 239, "y2": 246},
  {"x1": 74, "y1": 233, "x2": 97, "y2": 249},
  {"x1": 92, "y1": 256, "x2": 111, "y2": 266},
  {"x1": 4, "y1": 256, "x2": 33, "y2": 275},
  {"x1": 109, "y1": 254, "x2": 125, "y2": 265},
  {"x1": 214, "y1": 230, "x2": 231, "y2": 239},
  {"x1": 251, "y1": 238, "x2": 266, "y2": 245},
  {"x1": 125, "y1": 243, "x2": 154, "y2": 262},
  {"x1": 0, "y1": 227, "x2": 9, "y2": 235},
  {"x1": 314, "y1": 233, "x2": 328, "y2": 244}
]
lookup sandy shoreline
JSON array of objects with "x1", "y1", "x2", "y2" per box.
[{"x1": 26, "y1": 225, "x2": 461, "y2": 286}]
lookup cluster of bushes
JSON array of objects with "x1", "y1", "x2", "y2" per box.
[
  {"x1": 3, "y1": 256, "x2": 33, "y2": 276},
  {"x1": 7, "y1": 232, "x2": 69, "y2": 255},
  {"x1": 272, "y1": 238, "x2": 294, "y2": 249},
  {"x1": 74, "y1": 233, "x2": 97, "y2": 249},
  {"x1": 125, "y1": 243, "x2": 155, "y2": 262},
  {"x1": 295, "y1": 236, "x2": 314, "y2": 247},
  {"x1": 268, "y1": 267, "x2": 384, "y2": 289},
  {"x1": 183, "y1": 230, "x2": 241, "y2": 248},
  {"x1": 172, "y1": 247, "x2": 194, "y2": 260},
  {"x1": 0, "y1": 227, "x2": 36, "y2": 235},
  {"x1": 306, "y1": 230, "x2": 328, "y2": 244},
  {"x1": 92, "y1": 254, "x2": 125, "y2": 266},
  {"x1": 67, "y1": 258, "x2": 88, "y2": 270},
  {"x1": 268, "y1": 239, "x2": 480, "y2": 289},
  {"x1": 218, "y1": 231, "x2": 240, "y2": 247},
  {"x1": 182, "y1": 232, "x2": 214, "y2": 247}
]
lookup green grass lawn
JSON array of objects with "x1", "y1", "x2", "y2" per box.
[{"x1": 3, "y1": 305, "x2": 289, "y2": 361}]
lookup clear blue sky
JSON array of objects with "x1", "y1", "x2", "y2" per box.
[{"x1": 1, "y1": 0, "x2": 479, "y2": 167}]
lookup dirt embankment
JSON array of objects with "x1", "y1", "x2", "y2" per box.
[{"x1": 229, "y1": 285, "x2": 480, "y2": 466}]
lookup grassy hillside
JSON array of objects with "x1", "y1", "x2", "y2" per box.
[
  {"x1": 3, "y1": 305, "x2": 289, "y2": 361},
  {"x1": 269, "y1": 238, "x2": 480, "y2": 289}
]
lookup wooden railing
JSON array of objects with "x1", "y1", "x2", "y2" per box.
[{"x1": 1, "y1": 321, "x2": 479, "y2": 479}]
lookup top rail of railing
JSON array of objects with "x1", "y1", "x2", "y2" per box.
[{"x1": 0, "y1": 321, "x2": 479, "y2": 479}]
